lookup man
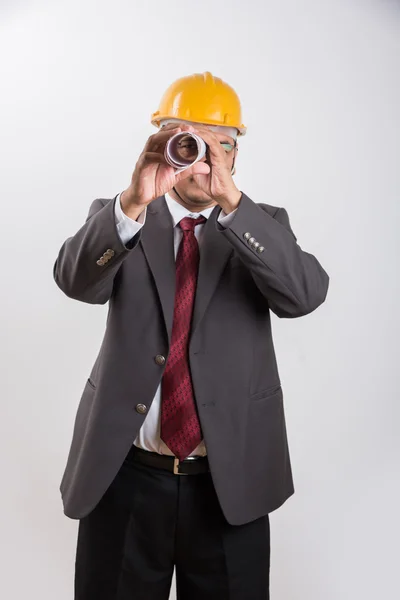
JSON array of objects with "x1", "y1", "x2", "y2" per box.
[{"x1": 54, "y1": 71, "x2": 329, "y2": 599}]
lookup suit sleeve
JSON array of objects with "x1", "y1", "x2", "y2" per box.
[
  {"x1": 216, "y1": 193, "x2": 329, "y2": 318},
  {"x1": 53, "y1": 196, "x2": 142, "y2": 304},
  {"x1": 115, "y1": 192, "x2": 147, "y2": 244}
]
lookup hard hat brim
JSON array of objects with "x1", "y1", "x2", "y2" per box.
[{"x1": 151, "y1": 112, "x2": 247, "y2": 136}]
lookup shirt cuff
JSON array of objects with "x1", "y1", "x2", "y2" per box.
[
  {"x1": 115, "y1": 193, "x2": 147, "y2": 245},
  {"x1": 217, "y1": 207, "x2": 238, "y2": 228}
]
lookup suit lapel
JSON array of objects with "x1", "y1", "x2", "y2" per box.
[
  {"x1": 140, "y1": 196, "x2": 233, "y2": 344},
  {"x1": 140, "y1": 197, "x2": 176, "y2": 343},
  {"x1": 191, "y1": 206, "x2": 233, "y2": 336}
]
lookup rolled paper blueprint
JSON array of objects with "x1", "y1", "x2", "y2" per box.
[{"x1": 165, "y1": 132, "x2": 207, "y2": 173}]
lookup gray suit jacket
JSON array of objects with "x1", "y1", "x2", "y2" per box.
[{"x1": 54, "y1": 193, "x2": 329, "y2": 525}]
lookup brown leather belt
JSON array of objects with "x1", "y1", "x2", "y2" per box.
[{"x1": 126, "y1": 445, "x2": 210, "y2": 475}]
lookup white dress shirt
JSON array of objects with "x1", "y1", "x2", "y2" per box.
[{"x1": 114, "y1": 192, "x2": 237, "y2": 457}]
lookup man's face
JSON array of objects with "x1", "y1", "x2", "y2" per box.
[{"x1": 168, "y1": 123, "x2": 237, "y2": 206}]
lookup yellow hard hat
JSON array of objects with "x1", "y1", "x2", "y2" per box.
[{"x1": 151, "y1": 71, "x2": 246, "y2": 136}]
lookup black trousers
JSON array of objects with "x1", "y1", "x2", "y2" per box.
[{"x1": 75, "y1": 448, "x2": 270, "y2": 599}]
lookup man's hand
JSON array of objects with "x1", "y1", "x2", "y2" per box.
[
  {"x1": 121, "y1": 124, "x2": 210, "y2": 220},
  {"x1": 188, "y1": 125, "x2": 242, "y2": 213}
]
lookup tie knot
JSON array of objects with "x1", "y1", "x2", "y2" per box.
[{"x1": 179, "y1": 215, "x2": 207, "y2": 232}]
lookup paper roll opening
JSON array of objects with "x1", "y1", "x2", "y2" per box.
[{"x1": 165, "y1": 132, "x2": 206, "y2": 172}]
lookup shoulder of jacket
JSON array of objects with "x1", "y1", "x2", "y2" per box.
[{"x1": 95, "y1": 197, "x2": 114, "y2": 207}]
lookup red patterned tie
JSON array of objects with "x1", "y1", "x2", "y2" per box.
[{"x1": 160, "y1": 215, "x2": 207, "y2": 461}]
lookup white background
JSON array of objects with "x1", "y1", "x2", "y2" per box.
[{"x1": 1, "y1": 0, "x2": 399, "y2": 598}]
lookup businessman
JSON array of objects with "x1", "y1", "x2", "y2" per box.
[{"x1": 54, "y1": 71, "x2": 329, "y2": 599}]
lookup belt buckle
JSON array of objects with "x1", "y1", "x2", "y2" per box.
[{"x1": 173, "y1": 457, "x2": 188, "y2": 475}]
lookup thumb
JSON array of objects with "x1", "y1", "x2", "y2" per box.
[{"x1": 176, "y1": 161, "x2": 210, "y2": 182}]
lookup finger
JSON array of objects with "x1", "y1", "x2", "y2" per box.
[
  {"x1": 175, "y1": 123, "x2": 195, "y2": 132},
  {"x1": 175, "y1": 161, "x2": 210, "y2": 182},
  {"x1": 189, "y1": 124, "x2": 220, "y2": 140},
  {"x1": 157, "y1": 122, "x2": 195, "y2": 145},
  {"x1": 191, "y1": 127, "x2": 226, "y2": 162},
  {"x1": 145, "y1": 127, "x2": 182, "y2": 151},
  {"x1": 139, "y1": 151, "x2": 169, "y2": 166}
]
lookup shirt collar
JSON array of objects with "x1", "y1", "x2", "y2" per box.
[{"x1": 164, "y1": 192, "x2": 215, "y2": 227}]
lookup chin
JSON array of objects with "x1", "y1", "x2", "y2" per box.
[
  {"x1": 189, "y1": 193, "x2": 212, "y2": 204},
  {"x1": 185, "y1": 182, "x2": 211, "y2": 202},
  {"x1": 174, "y1": 180, "x2": 214, "y2": 206}
]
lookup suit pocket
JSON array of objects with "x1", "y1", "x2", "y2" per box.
[{"x1": 249, "y1": 384, "x2": 282, "y2": 402}]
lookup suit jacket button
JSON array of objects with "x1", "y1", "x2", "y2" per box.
[
  {"x1": 248, "y1": 237, "x2": 256, "y2": 245},
  {"x1": 243, "y1": 232, "x2": 252, "y2": 240},
  {"x1": 155, "y1": 355, "x2": 166, "y2": 366},
  {"x1": 135, "y1": 404, "x2": 148, "y2": 414},
  {"x1": 257, "y1": 246, "x2": 265, "y2": 253}
]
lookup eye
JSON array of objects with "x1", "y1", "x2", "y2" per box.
[{"x1": 220, "y1": 142, "x2": 234, "y2": 153}]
